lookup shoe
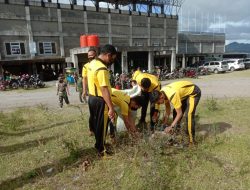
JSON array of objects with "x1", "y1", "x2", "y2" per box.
[{"x1": 98, "y1": 151, "x2": 112, "y2": 160}]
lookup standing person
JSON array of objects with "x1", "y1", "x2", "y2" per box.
[
  {"x1": 82, "y1": 48, "x2": 97, "y2": 134},
  {"x1": 132, "y1": 70, "x2": 161, "y2": 131},
  {"x1": 150, "y1": 81, "x2": 201, "y2": 145},
  {"x1": 56, "y1": 76, "x2": 70, "y2": 108},
  {"x1": 73, "y1": 72, "x2": 78, "y2": 92},
  {"x1": 87, "y1": 44, "x2": 117, "y2": 157},
  {"x1": 82, "y1": 47, "x2": 97, "y2": 100}
]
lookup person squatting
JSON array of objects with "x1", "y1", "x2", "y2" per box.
[{"x1": 82, "y1": 45, "x2": 201, "y2": 158}]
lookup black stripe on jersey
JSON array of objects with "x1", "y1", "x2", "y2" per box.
[
  {"x1": 169, "y1": 93, "x2": 176, "y2": 102},
  {"x1": 181, "y1": 84, "x2": 194, "y2": 88}
]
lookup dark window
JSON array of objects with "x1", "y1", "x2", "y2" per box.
[
  {"x1": 215, "y1": 62, "x2": 219, "y2": 65},
  {"x1": 52, "y1": 43, "x2": 56, "y2": 54},
  {"x1": 39, "y1": 43, "x2": 44, "y2": 54},
  {"x1": 210, "y1": 62, "x2": 215, "y2": 66},
  {"x1": 39, "y1": 42, "x2": 56, "y2": 55},
  {"x1": 5, "y1": 42, "x2": 25, "y2": 55},
  {"x1": 6, "y1": 43, "x2": 11, "y2": 55},
  {"x1": 20, "y1": 43, "x2": 25, "y2": 54}
]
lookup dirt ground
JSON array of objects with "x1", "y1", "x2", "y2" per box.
[{"x1": 0, "y1": 70, "x2": 250, "y2": 111}]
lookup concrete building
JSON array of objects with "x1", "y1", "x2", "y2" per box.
[
  {"x1": 0, "y1": 0, "x2": 179, "y2": 78},
  {"x1": 177, "y1": 32, "x2": 225, "y2": 68},
  {"x1": 0, "y1": 0, "x2": 225, "y2": 79}
]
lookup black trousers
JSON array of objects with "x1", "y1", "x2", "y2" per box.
[
  {"x1": 140, "y1": 91, "x2": 156, "y2": 130},
  {"x1": 88, "y1": 95, "x2": 109, "y2": 153},
  {"x1": 173, "y1": 85, "x2": 201, "y2": 143}
]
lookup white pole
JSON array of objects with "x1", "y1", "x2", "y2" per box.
[
  {"x1": 213, "y1": 12, "x2": 216, "y2": 34},
  {"x1": 195, "y1": 8, "x2": 197, "y2": 32},
  {"x1": 180, "y1": 7, "x2": 183, "y2": 31},
  {"x1": 201, "y1": 12, "x2": 203, "y2": 32},
  {"x1": 207, "y1": 12, "x2": 209, "y2": 32}
]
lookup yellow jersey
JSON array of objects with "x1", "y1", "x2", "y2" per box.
[
  {"x1": 87, "y1": 58, "x2": 112, "y2": 97},
  {"x1": 111, "y1": 88, "x2": 130, "y2": 116},
  {"x1": 82, "y1": 62, "x2": 90, "y2": 78},
  {"x1": 161, "y1": 81, "x2": 195, "y2": 109},
  {"x1": 132, "y1": 71, "x2": 160, "y2": 92}
]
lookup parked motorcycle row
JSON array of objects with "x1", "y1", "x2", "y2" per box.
[
  {"x1": 0, "y1": 74, "x2": 45, "y2": 91},
  {"x1": 158, "y1": 67, "x2": 209, "y2": 81}
]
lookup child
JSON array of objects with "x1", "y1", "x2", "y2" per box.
[{"x1": 57, "y1": 76, "x2": 70, "y2": 108}]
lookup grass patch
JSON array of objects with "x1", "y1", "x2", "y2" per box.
[{"x1": 1, "y1": 98, "x2": 250, "y2": 190}]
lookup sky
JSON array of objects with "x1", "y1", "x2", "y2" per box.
[{"x1": 181, "y1": 0, "x2": 250, "y2": 44}]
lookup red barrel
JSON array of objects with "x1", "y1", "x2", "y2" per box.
[
  {"x1": 80, "y1": 35, "x2": 88, "y2": 47},
  {"x1": 87, "y1": 35, "x2": 99, "y2": 47}
]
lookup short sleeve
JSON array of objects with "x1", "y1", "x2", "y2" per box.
[
  {"x1": 97, "y1": 69, "x2": 110, "y2": 87},
  {"x1": 82, "y1": 66, "x2": 87, "y2": 77},
  {"x1": 170, "y1": 92, "x2": 182, "y2": 109},
  {"x1": 120, "y1": 101, "x2": 129, "y2": 116}
]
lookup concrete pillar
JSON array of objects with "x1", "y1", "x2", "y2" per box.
[
  {"x1": 212, "y1": 42, "x2": 215, "y2": 53},
  {"x1": 192, "y1": 57, "x2": 196, "y2": 65},
  {"x1": 147, "y1": 17, "x2": 151, "y2": 46},
  {"x1": 72, "y1": 54, "x2": 79, "y2": 71},
  {"x1": 57, "y1": 9, "x2": 65, "y2": 57},
  {"x1": 148, "y1": 51, "x2": 154, "y2": 73},
  {"x1": 164, "y1": 18, "x2": 167, "y2": 46},
  {"x1": 129, "y1": 16, "x2": 132, "y2": 46},
  {"x1": 25, "y1": 6, "x2": 35, "y2": 57},
  {"x1": 121, "y1": 51, "x2": 128, "y2": 73},
  {"x1": 170, "y1": 49, "x2": 176, "y2": 72},
  {"x1": 182, "y1": 54, "x2": 186, "y2": 68},
  {"x1": 84, "y1": 11, "x2": 88, "y2": 34},
  {"x1": 200, "y1": 42, "x2": 202, "y2": 53},
  {"x1": 108, "y1": 13, "x2": 112, "y2": 44}
]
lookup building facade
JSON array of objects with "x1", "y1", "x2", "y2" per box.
[{"x1": 0, "y1": 0, "x2": 225, "y2": 78}]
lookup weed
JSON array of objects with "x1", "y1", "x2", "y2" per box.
[
  {"x1": 62, "y1": 139, "x2": 81, "y2": 162},
  {"x1": 0, "y1": 110, "x2": 25, "y2": 130},
  {"x1": 25, "y1": 170, "x2": 38, "y2": 179},
  {"x1": 206, "y1": 96, "x2": 219, "y2": 111},
  {"x1": 36, "y1": 104, "x2": 49, "y2": 111}
]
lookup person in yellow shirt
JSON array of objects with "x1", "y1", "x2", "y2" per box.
[
  {"x1": 132, "y1": 70, "x2": 161, "y2": 131},
  {"x1": 87, "y1": 44, "x2": 117, "y2": 157},
  {"x1": 81, "y1": 48, "x2": 97, "y2": 136},
  {"x1": 82, "y1": 48, "x2": 97, "y2": 102},
  {"x1": 110, "y1": 88, "x2": 143, "y2": 138},
  {"x1": 150, "y1": 81, "x2": 201, "y2": 145}
]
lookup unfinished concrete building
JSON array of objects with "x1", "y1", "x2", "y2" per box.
[{"x1": 0, "y1": 0, "x2": 225, "y2": 78}]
